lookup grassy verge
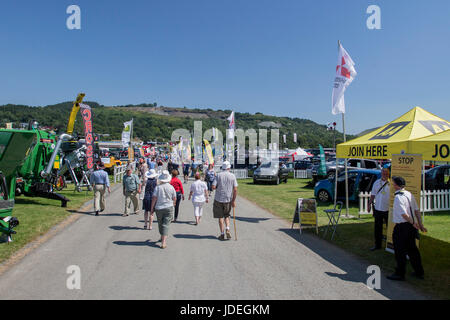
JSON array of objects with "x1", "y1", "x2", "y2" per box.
[
  {"x1": 238, "y1": 178, "x2": 450, "y2": 299},
  {"x1": 0, "y1": 185, "x2": 94, "y2": 264}
]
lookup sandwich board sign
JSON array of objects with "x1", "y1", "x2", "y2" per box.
[{"x1": 291, "y1": 198, "x2": 318, "y2": 235}]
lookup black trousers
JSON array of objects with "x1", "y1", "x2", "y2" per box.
[
  {"x1": 174, "y1": 192, "x2": 182, "y2": 220},
  {"x1": 393, "y1": 223, "x2": 424, "y2": 277},
  {"x1": 373, "y1": 209, "x2": 388, "y2": 248}
]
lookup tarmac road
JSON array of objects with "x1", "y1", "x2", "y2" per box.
[{"x1": 0, "y1": 180, "x2": 427, "y2": 300}]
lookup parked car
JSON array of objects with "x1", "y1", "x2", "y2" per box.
[
  {"x1": 253, "y1": 161, "x2": 289, "y2": 185},
  {"x1": 312, "y1": 158, "x2": 381, "y2": 182},
  {"x1": 314, "y1": 169, "x2": 381, "y2": 203},
  {"x1": 424, "y1": 165, "x2": 450, "y2": 190}
]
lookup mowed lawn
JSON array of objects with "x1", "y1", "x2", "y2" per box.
[
  {"x1": 237, "y1": 178, "x2": 450, "y2": 299},
  {"x1": 0, "y1": 186, "x2": 95, "y2": 264}
]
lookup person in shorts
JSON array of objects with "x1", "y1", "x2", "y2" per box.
[{"x1": 212, "y1": 161, "x2": 238, "y2": 240}]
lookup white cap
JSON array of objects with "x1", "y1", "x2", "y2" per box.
[{"x1": 221, "y1": 161, "x2": 231, "y2": 170}]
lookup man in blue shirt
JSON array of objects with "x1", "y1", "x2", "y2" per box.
[{"x1": 90, "y1": 163, "x2": 111, "y2": 216}]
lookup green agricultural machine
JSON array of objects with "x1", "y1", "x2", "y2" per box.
[
  {"x1": 0, "y1": 130, "x2": 37, "y2": 242},
  {"x1": 0, "y1": 126, "x2": 75, "y2": 242}
]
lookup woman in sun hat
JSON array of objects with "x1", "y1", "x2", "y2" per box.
[
  {"x1": 151, "y1": 170, "x2": 177, "y2": 249},
  {"x1": 142, "y1": 169, "x2": 158, "y2": 230}
]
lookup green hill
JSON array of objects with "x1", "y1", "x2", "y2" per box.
[{"x1": 0, "y1": 102, "x2": 354, "y2": 148}]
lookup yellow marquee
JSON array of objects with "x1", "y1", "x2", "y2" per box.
[
  {"x1": 408, "y1": 129, "x2": 450, "y2": 162},
  {"x1": 336, "y1": 107, "x2": 450, "y2": 159}
]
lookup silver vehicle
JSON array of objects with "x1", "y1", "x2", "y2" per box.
[{"x1": 253, "y1": 161, "x2": 289, "y2": 185}]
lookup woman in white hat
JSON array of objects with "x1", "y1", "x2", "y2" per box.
[
  {"x1": 142, "y1": 169, "x2": 158, "y2": 230},
  {"x1": 151, "y1": 170, "x2": 177, "y2": 249}
]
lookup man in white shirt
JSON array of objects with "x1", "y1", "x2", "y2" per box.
[
  {"x1": 368, "y1": 168, "x2": 390, "y2": 251},
  {"x1": 387, "y1": 176, "x2": 427, "y2": 281}
]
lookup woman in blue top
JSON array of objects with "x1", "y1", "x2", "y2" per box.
[
  {"x1": 143, "y1": 169, "x2": 158, "y2": 230},
  {"x1": 205, "y1": 164, "x2": 216, "y2": 196}
]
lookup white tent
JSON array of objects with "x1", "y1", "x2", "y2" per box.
[{"x1": 290, "y1": 148, "x2": 312, "y2": 161}]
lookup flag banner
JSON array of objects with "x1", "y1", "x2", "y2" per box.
[
  {"x1": 283, "y1": 135, "x2": 287, "y2": 144},
  {"x1": 332, "y1": 43, "x2": 357, "y2": 115},
  {"x1": 318, "y1": 144, "x2": 327, "y2": 176},
  {"x1": 294, "y1": 133, "x2": 297, "y2": 143},
  {"x1": 227, "y1": 111, "x2": 235, "y2": 130},
  {"x1": 122, "y1": 120, "x2": 133, "y2": 148},
  {"x1": 79, "y1": 103, "x2": 94, "y2": 171},
  {"x1": 203, "y1": 139, "x2": 215, "y2": 165}
]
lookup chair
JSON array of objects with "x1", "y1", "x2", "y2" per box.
[{"x1": 323, "y1": 201, "x2": 343, "y2": 240}]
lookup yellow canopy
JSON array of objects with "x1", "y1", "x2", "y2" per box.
[
  {"x1": 336, "y1": 107, "x2": 450, "y2": 159},
  {"x1": 408, "y1": 129, "x2": 450, "y2": 162}
]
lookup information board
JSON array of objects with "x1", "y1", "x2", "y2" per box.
[
  {"x1": 292, "y1": 198, "x2": 318, "y2": 235},
  {"x1": 386, "y1": 154, "x2": 422, "y2": 252}
]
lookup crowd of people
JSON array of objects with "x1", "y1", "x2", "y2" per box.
[
  {"x1": 90, "y1": 152, "x2": 427, "y2": 281},
  {"x1": 91, "y1": 155, "x2": 237, "y2": 250}
]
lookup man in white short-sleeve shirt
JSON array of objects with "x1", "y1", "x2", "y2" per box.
[
  {"x1": 387, "y1": 176, "x2": 427, "y2": 282},
  {"x1": 368, "y1": 168, "x2": 390, "y2": 251}
]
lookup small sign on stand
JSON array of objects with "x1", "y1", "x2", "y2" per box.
[{"x1": 291, "y1": 198, "x2": 319, "y2": 235}]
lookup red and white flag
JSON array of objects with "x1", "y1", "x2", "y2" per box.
[
  {"x1": 227, "y1": 111, "x2": 235, "y2": 130},
  {"x1": 227, "y1": 111, "x2": 235, "y2": 139},
  {"x1": 332, "y1": 43, "x2": 357, "y2": 115}
]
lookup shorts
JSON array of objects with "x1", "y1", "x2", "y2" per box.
[{"x1": 213, "y1": 200, "x2": 232, "y2": 219}]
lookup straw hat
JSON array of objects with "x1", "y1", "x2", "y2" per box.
[
  {"x1": 145, "y1": 169, "x2": 158, "y2": 179},
  {"x1": 158, "y1": 170, "x2": 172, "y2": 183}
]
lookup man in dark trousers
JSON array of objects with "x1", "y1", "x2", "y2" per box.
[
  {"x1": 387, "y1": 176, "x2": 427, "y2": 281},
  {"x1": 368, "y1": 168, "x2": 390, "y2": 251}
]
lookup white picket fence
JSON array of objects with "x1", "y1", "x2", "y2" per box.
[
  {"x1": 113, "y1": 164, "x2": 127, "y2": 183},
  {"x1": 294, "y1": 170, "x2": 312, "y2": 179},
  {"x1": 230, "y1": 169, "x2": 249, "y2": 179},
  {"x1": 359, "y1": 189, "x2": 450, "y2": 215}
]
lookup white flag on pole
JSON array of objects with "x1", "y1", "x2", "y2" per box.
[
  {"x1": 227, "y1": 111, "x2": 235, "y2": 130},
  {"x1": 293, "y1": 133, "x2": 297, "y2": 143},
  {"x1": 122, "y1": 120, "x2": 133, "y2": 148},
  {"x1": 332, "y1": 43, "x2": 357, "y2": 115},
  {"x1": 227, "y1": 111, "x2": 235, "y2": 139}
]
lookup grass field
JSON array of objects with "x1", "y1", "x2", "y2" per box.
[
  {"x1": 0, "y1": 186, "x2": 94, "y2": 264},
  {"x1": 238, "y1": 178, "x2": 450, "y2": 299}
]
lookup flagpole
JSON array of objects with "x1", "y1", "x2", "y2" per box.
[
  {"x1": 342, "y1": 113, "x2": 350, "y2": 217},
  {"x1": 337, "y1": 40, "x2": 350, "y2": 217}
]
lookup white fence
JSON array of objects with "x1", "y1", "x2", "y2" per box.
[
  {"x1": 113, "y1": 164, "x2": 127, "y2": 183},
  {"x1": 421, "y1": 189, "x2": 450, "y2": 212},
  {"x1": 294, "y1": 170, "x2": 312, "y2": 179},
  {"x1": 359, "y1": 189, "x2": 450, "y2": 215},
  {"x1": 230, "y1": 169, "x2": 249, "y2": 179}
]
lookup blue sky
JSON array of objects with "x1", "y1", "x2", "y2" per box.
[{"x1": 0, "y1": 0, "x2": 449, "y2": 134}]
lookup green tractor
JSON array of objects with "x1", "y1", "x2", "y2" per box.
[{"x1": 0, "y1": 130, "x2": 37, "y2": 242}]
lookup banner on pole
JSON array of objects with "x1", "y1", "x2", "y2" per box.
[
  {"x1": 332, "y1": 42, "x2": 357, "y2": 115},
  {"x1": 80, "y1": 103, "x2": 94, "y2": 171},
  {"x1": 122, "y1": 120, "x2": 133, "y2": 148}
]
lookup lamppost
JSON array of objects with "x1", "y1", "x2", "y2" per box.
[{"x1": 327, "y1": 122, "x2": 337, "y2": 153}]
